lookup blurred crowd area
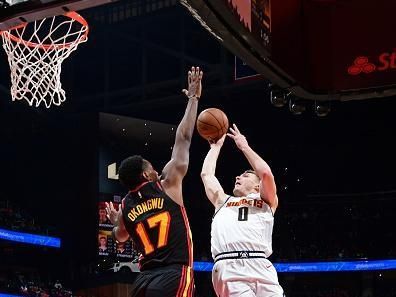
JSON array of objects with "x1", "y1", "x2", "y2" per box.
[
  {"x1": 273, "y1": 197, "x2": 395, "y2": 261},
  {"x1": 0, "y1": 200, "x2": 56, "y2": 236},
  {"x1": 273, "y1": 202, "x2": 396, "y2": 261},
  {"x1": 0, "y1": 271, "x2": 73, "y2": 297}
]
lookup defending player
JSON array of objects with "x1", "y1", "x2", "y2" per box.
[{"x1": 106, "y1": 66, "x2": 203, "y2": 297}]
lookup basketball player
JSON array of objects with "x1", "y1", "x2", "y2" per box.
[
  {"x1": 105, "y1": 66, "x2": 202, "y2": 297},
  {"x1": 200, "y1": 124, "x2": 284, "y2": 297}
]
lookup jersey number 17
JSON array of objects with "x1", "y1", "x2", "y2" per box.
[{"x1": 135, "y1": 211, "x2": 171, "y2": 255}]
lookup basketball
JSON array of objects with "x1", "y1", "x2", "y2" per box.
[{"x1": 196, "y1": 108, "x2": 229, "y2": 142}]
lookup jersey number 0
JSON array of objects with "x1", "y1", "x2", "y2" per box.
[
  {"x1": 135, "y1": 211, "x2": 171, "y2": 255},
  {"x1": 238, "y1": 207, "x2": 249, "y2": 221}
]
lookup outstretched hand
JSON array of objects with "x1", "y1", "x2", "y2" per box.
[
  {"x1": 105, "y1": 201, "x2": 121, "y2": 226},
  {"x1": 227, "y1": 124, "x2": 249, "y2": 151},
  {"x1": 182, "y1": 66, "x2": 203, "y2": 99}
]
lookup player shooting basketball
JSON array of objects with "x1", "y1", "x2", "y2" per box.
[
  {"x1": 200, "y1": 124, "x2": 284, "y2": 297},
  {"x1": 106, "y1": 66, "x2": 203, "y2": 297}
]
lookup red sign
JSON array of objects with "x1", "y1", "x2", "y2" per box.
[{"x1": 348, "y1": 50, "x2": 396, "y2": 75}]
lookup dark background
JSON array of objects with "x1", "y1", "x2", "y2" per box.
[{"x1": 0, "y1": 0, "x2": 396, "y2": 295}]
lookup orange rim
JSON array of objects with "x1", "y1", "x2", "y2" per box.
[{"x1": 0, "y1": 11, "x2": 89, "y2": 50}]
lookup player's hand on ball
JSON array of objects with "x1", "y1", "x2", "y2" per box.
[
  {"x1": 227, "y1": 124, "x2": 249, "y2": 150},
  {"x1": 182, "y1": 66, "x2": 203, "y2": 99},
  {"x1": 105, "y1": 201, "x2": 121, "y2": 225},
  {"x1": 209, "y1": 134, "x2": 226, "y2": 148}
]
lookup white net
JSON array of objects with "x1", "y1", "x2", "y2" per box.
[{"x1": 0, "y1": 12, "x2": 88, "y2": 108}]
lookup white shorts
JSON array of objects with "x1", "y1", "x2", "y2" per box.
[{"x1": 212, "y1": 258, "x2": 284, "y2": 297}]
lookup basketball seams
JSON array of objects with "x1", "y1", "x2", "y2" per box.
[
  {"x1": 206, "y1": 110, "x2": 224, "y2": 132},
  {"x1": 196, "y1": 119, "x2": 220, "y2": 129},
  {"x1": 206, "y1": 109, "x2": 226, "y2": 140},
  {"x1": 197, "y1": 108, "x2": 228, "y2": 141},
  {"x1": 221, "y1": 113, "x2": 228, "y2": 135},
  {"x1": 196, "y1": 120, "x2": 218, "y2": 141}
]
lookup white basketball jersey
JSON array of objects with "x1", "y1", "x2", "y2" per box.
[{"x1": 211, "y1": 192, "x2": 274, "y2": 259}]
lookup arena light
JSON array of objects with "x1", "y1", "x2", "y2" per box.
[
  {"x1": 288, "y1": 96, "x2": 306, "y2": 115},
  {"x1": 270, "y1": 88, "x2": 287, "y2": 108},
  {"x1": 0, "y1": 228, "x2": 61, "y2": 248},
  {"x1": 193, "y1": 259, "x2": 396, "y2": 273},
  {"x1": 315, "y1": 101, "x2": 331, "y2": 117}
]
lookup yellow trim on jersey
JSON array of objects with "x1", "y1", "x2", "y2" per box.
[{"x1": 182, "y1": 266, "x2": 192, "y2": 297}]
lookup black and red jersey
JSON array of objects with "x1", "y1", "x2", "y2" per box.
[{"x1": 122, "y1": 181, "x2": 193, "y2": 271}]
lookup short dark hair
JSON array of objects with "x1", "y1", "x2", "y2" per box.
[
  {"x1": 118, "y1": 155, "x2": 148, "y2": 190},
  {"x1": 244, "y1": 169, "x2": 258, "y2": 177},
  {"x1": 244, "y1": 169, "x2": 260, "y2": 182}
]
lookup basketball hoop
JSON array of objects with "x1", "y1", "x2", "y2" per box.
[{"x1": 0, "y1": 12, "x2": 89, "y2": 108}]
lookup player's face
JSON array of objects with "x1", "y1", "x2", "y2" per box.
[
  {"x1": 143, "y1": 161, "x2": 159, "y2": 182},
  {"x1": 233, "y1": 172, "x2": 259, "y2": 196}
]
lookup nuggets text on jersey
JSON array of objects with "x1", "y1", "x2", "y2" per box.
[{"x1": 226, "y1": 198, "x2": 264, "y2": 208}]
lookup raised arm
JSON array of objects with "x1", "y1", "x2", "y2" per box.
[
  {"x1": 200, "y1": 135, "x2": 228, "y2": 208},
  {"x1": 228, "y1": 124, "x2": 278, "y2": 212},
  {"x1": 161, "y1": 66, "x2": 203, "y2": 205}
]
